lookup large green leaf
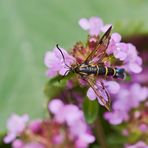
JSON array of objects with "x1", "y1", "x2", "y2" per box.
[{"x1": 0, "y1": 0, "x2": 148, "y2": 132}]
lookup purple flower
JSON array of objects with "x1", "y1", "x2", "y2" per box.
[
  {"x1": 49, "y1": 99, "x2": 83, "y2": 125},
  {"x1": 75, "y1": 132, "x2": 95, "y2": 148},
  {"x1": 12, "y1": 139, "x2": 24, "y2": 148},
  {"x1": 48, "y1": 99, "x2": 64, "y2": 115},
  {"x1": 104, "y1": 83, "x2": 148, "y2": 125},
  {"x1": 48, "y1": 99, "x2": 95, "y2": 147},
  {"x1": 21, "y1": 142, "x2": 44, "y2": 148},
  {"x1": 123, "y1": 44, "x2": 142, "y2": 73},
  {"x1": 70, "y1": 119, "x2": 95, "y2": 148},
  {"x1": 44, "y1": 46, "x2": 75, "y2": 77},
  {"x1": 104, "y1": 110, "x2": 128, "y2": 125},
  {"x1": 113, "y1": 83, "x2": 148, "y2": 111},
  {"x1": 132, "y1": 69, "x2": 148, "y2": 84},
  {"x1": 52, "y1": 132, "x2": 64, "y2": 144},
  {"x1": 79, "y1": 17, "x2": 104, "y2": 36},
  {"x1": 4, "y1": 114, "x2": 29, "y2": 143},
  {"x1": 139, "y1": 123, "x2": 148, "y2": 133},
  {"x1": 106, "y1": 31, "x2": 142, "y2": 74},
  {"x1": 125, "y1": 141, "x2": 148, "y2": 148},
  {"x1": 107, "y1": 34, "x2": 142, "y2": 74},
  {"x1": 107, "y1": 32, "x2": 122, "y2": 55},
  {"x1": 29, "y1": 120, "x2": 42, "y2": 134},
  {"x1": 130, "y1": 83, "x2": 148, "y2": 102},
  {"x1": 104, "y1": 81, "x2": 120, "y2": 94}
]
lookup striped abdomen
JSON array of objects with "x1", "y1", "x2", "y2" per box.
[{"x1": 78, "y1": 65, "x2": 125, "y2": 79}]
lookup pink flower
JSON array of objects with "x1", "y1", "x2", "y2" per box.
[
  {"x1": 75, "y1": 133, "x2": 95, "y2": 148},
  {"x1": 107, "y1": 32, "x2": 142, "y2": 74},
  {"x1": 29, "y1": 120, "x2": 42, "y2": 134},
  {"x1": 104, "y1": 81, "x2": 120, "y2": 94},
  {"x1": 52, "y1": 132, "x2": 64, "y2": 144},
  {"x1": 104, "y1": 110, "x2": 127, "y2": 125},
  {"x1": 139, "y1": 124, "x2": 148, "y2": 132},
  {"x1": 132, "y1": 69, "x2": 148, "y2": 84},
  {"x1": 44, "y1": 46, "x2": 75, "y2": 77},
  {"x1": 113, "y1": 43, "x2": 128, "y2": 61},
  {"x1": 125, "y1": 141, "x2": 148, "y2": 148},
  {"x1": 107, "y1": 32, "x2": 122, "y2": 55},
  {"x1": 49, "y1": 99, "x2": 83, "y2": 125},
  {"x1": 48, "y1": 99, "x2": 95, "y2": 147},
  {"x1": 48, "y1": 99, "x2": 64, "y2": 115},
  {"x1": 104, "y1": 83, "x2": 148, "y2": 125},
  {"x1": 4, "y1": 114, "x2": 29, "y2": 143},
  {"x1": 79, "y1": 17, "x2": 104, "y2": 36},
  {"x1": 21, "y1": 142, "x2": 44, "y2": 148},
  {"x1": 130, "y1": 83, "x2": 148, "y2": 102},
  {"x1": 12, "y1": 139, "x2": 24, "y2": 148},
  {"x1": 123, "y1": 44, "x2": 142, "y2": 73}
]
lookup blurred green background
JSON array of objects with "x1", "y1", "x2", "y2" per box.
[{"x1": 0, "y1": 0, "x2": 148, "y2": 132}]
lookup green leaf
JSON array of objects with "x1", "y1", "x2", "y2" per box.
[
  {"x1": 44, "y1": 77, "x2": 67, "y2": 99},
  {"x1": 83, "y1": 98, "x2": 99, "y2": 124},
  {"x1": 107, "y1": 133, "x2": 127, "y2": 148},
  {"x1": 44, "y1": 73, "x2": 75, "y2": 98}
]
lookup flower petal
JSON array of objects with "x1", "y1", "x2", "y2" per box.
[
  {"x1": 105, "y1": 81, "x2": 120, "y2": 94},
  {"x1": 129, "y1": 63, "x2": 142, "y2": 73},
  {"x1": 78, "y1": 18, "x2": 90, "y2": 30},
  {"x1": 87, "y1": 88, "x2": 96, "y2": 101},
  {"x1": 111, "y1": 33, "x2": 121, "y2": 42},
  {"x1": 48, "y1": 99, "x2": 64, "y2": 114}
]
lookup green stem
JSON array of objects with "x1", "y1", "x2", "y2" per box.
[{"x1": 94, "y1": 116, "x2": 107, "y2": 148}]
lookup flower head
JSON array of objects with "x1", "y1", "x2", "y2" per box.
[
  {"x1": 44, "y1": 46, "x2": 75, "y2": 77},
  {"x1": 79, "y1": 16, "x2": 104, "y2": 36},
  {"x1": 48, "y1": 99, "x2": 95, "y2": 147},
  {"x1": 44, "y1": 16, "x2": 142, "y2": 110},
  {"x1": 107, "y1": 34, "x2": 142, "y2": 74},
  {"x1": 125, "y1": 141, "x2": 148, "y2": 148},
  {"x1": 4, "y1": 110, "x2": 94, "y2": 148},
  {"x1": 104, "y1": 83, "x2": 148, "y2": 125},
  {"x1": 4, "y1": 114, "x2": 29, "y2": 143}
]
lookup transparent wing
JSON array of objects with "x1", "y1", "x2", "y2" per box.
[
  {"x1": 84, "y1": 26, "x2": 112, "y2": 64},
  {"x1": 86, "y1": 77, "x2": 111, "y2": 111}
]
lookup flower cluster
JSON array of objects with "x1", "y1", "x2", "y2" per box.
[
  {"x1": 49, "y1": 99, "x2": 95, "y2": 147},
  {"x1": 104, "y1": 83, "x2": 148, "y2": 125},
  {"x1": 4, "y1": 114, "x2": 29, "y2": 144},
  {"x1": 4, "y1": 100, "x2": 95, "y2": 148},
  {"x1": 79, "y1": 17, "x2": 142, "y2": 74},
  {"x1": 45, "y1": 17, "x2": 142, "y2": 78},
  {"x1": 44, "y1": 16, "x2": 142, "y2": 109},
  {"x1": 125, "y1": 141, "x2": 148, "y2": 148},
  {"x1": 44, "y1": 46, "x2": 75, "y2": 77},
  {"x1": 104, "y1": 80, "x2": 148, "y2": 146}
]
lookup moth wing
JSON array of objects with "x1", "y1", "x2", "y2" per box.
[
  {"x1": 86, "y1": 77, "x2": 111, "y2": 111},
  {"x1": 84, "y1": 26, "x2": 112, "y2": 64}
]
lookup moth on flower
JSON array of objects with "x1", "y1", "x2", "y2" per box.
[
  {"x1": 55, "y1": 26, "x2": 125, "y2": 111},
  {"x1": 45, "y1": 17, "x2": 141, "y2": 110}
]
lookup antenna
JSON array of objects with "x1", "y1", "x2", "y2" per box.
[{"x1": 56, "y1": 44, "x2": 71, "y2": 69}]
